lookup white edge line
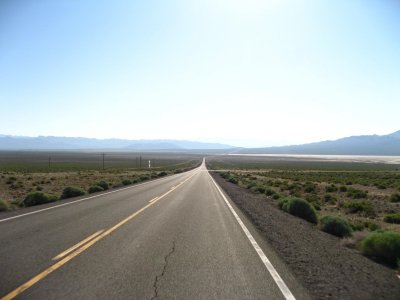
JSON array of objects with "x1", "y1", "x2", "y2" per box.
[
  {"x1": 208, "y1": 171, "x2": 296, "y2": 300},
  {"x1": 0, "y1": 169, "x2": 198, "y2": 223}
]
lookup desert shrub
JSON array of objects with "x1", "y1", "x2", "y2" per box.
[
  {"x1": 310, "y1": 202, "x2": 321, "y2": 211},
  {"x1": 96, "y1": 181, "x2": 109, "y2": 190},
  {"x1": 350, "y1": 220, "x2": 379, "y2": 231},
  {"x1": 303, "y1": 186, "x2": 315, "y2": 193},
  {"x1": 389, "y1": 193, "x2": 400, "y2": 203},
  {"x1": 246, "y1": 182, "x2": 256, "y2": 189},
  {"x1": 325, "y1": 184, "x2": 338, "y2": 193},
  {"x1": 224, "y1": 174, "x2": 238, "y2": 184},
  {"x1": 347, "y1": 188, "x2": 368, "y2": 199},
  {"x1": 228, "y1": 177, "x2": 238, "y2": 184},
  {"x1": 220, "y1": 172, "x2": 230, "y2": 179},
  {"x1": 255, "y1": 186, "x2": 266, "y2": 193},
  {"x1": 272, "y1": 180, "x2": 282, "y2": 187},
  {"x1": 0, "y1": 199, "x2": 9, "y2": 212},
  {"x1": 88, "y1": 185, "x2": 104, "y2": 194},
  {"x1": 343, "y1": 201, "x2": 373, "y2": 214},
  {"x1": 122, "y1": 179, "x2": 132, "y2": 186},
  {"x1": 305, "y1": 194, "x2": 321, "y2": 209},
  {"x1": 288, "y1": 184, "x2": 300, "y2": 191},
  {"x1": 361, "y1": 231, "x2": 400, "y2": 267},
  {"x1": 364, "y1": 220, "x2": 379, "y2": 231},
  {"x1": 324, "y1": 194, "x2": 337, "y2": 204},
  {"x1": 158, "y1": 171, "x2": 168, "y2": 177},
  {"x1": 10, "y1": 181, "x2": 23, "y2": 190},
  {"x1": 339, "y1": 186, "x2": 347, "y2": 192},
  {"x1": 61, "y1": 186, "x2": 86, "y2": 199},
  {"x1": 10, "y1": 198, "x2": 22, "y2": 208},
  {"x1": 278, "y1": 198, "x2": 289, "y2": 210},
  {"x1": 303, "y1": 182, "x2": 316, "y2": 193},
  {"x1": 384, "y1": 213, "x2": 400, "y2": 224},
  {"x1": 278, "y1": 197, "x2": 318, "y2": 224},
  {"x1": 377, "y1": 184, "x2": 387, "y2": 190},
  {"x1": 350, "y1": 222, "x2": 365, "y2": 231},
  {"x1": 272, "y1": 193, "x2": 280, "y2": 200},
  {"x1": 265, "y1": 188, "x2": 275, "y2": 196},
  {"x1": 23, "y1": 192, "x2": 58, "y2": 207},
  {"x1": 320, "y1": 215, "x2": 352, "y2": 237},
  {"x1": 140, "y1": 175, "x2": 150, "y2": 181},
  {"x1": 6, "y1": 176, "x2": 16, "y2": 184}
]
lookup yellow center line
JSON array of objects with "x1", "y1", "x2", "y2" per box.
[
  {"x1": 1, "y1": 171, "x2": 198, "y2": 300},
  {"x1": 52, "y1": 230, "x2": 104, "y2": 261},
  {"x1": 149, "y1": 196, "x2": 159, "y2": 203}
]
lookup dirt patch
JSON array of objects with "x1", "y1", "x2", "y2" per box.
[{"x1": 211, "y1": 172, "x2": 400, "y2": 300}]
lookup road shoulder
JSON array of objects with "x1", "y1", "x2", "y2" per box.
[{"x1": 210, "y1": 171, "x2": 400, "y2": 300}]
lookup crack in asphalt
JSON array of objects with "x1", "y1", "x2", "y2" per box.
[{"x1": 151, "y1": 241, "x2": 176, "y2": 300}]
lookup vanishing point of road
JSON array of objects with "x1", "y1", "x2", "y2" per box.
[{"x1": 0, "y1": 160, "x2": 309, "y2": 299}]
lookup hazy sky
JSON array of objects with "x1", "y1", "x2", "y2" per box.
[{"x1": 1, "y1": 0, "x2": 399, "y2": 147}]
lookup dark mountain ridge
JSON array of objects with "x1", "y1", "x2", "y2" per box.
[
  {"x1": 237, "y1": 130, "x2": 400, "y2": 155},
  {"x1": 0, "y1": 135, "x2": 234, "y2": 150},
  {"x1": 2, "y1": 131, "x2": 399, "y2": 155}
]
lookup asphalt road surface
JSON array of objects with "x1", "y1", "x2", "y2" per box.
[{"x1": 0, "y1": 160, "x2": 309, "y2": 300}]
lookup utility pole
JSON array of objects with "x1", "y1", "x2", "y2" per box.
[
  {"x1": 139, "y1": 156, "x2": 142, "y2": 169},
  {"x1": 136, "y1": 157, "x2": 138, "y2": 168},
  {"x1": 102, "y1": 153, "x2": 105, "y2": 170}
]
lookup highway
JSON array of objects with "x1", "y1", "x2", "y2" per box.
[{"x1": 0, "y1": 160, "x2": 309, "y2": 299}]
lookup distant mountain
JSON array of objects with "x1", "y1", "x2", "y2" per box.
[
  {"x1": 237, "y1": 130, "x2": 400, "y2": 155},
  {"x1": 388, "y1": 130, "x2": 400, "y2": 139},
  {"x1": 0, "y1": 135, "x2": 235, "y2": 150}
]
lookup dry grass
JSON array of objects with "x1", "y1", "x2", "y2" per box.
[
  {"x1": 0, "y1": 170, "x2": 153, "y2": 205},
  {"x1": 0, "y1": 153, "x2": 202, "y2": 209},
  {"x1": 340, "y1": 230, "x2": 370, "y2": 249},
  {"x1": 207, "y1": 155, "x2": 400, "y2": 234}
]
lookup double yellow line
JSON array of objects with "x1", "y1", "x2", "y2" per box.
[{"x1": 1, "y1": 172, "x2": 198, "y2": 300}]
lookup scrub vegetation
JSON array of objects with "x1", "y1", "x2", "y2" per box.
[
  {"x1": 0, "y1": 151, "x2": 202, "y2": 210},
  {"x1": 278, "y1": 197, "x2": 318, "y2": 224},
  {"x1": 22, "y1": 192, "x2": 58, "y2": 207},
  {"x1": 361, "y1": 231, "x2": 400, "y2": 267},
  {"x1": 61, "y1": 186, "x2": 86, "y2": 199},
  {"x1": 319, "y1": 215, "x2": 352, "y2": 237},
  {"x1": 207, "y1": 155, "x2": 400, "y2": 268}
]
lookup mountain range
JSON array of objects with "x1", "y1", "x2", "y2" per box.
[
  {"x1": 236, "y1": 130, "x2": 400, "y2": 155},
  {"x1": 0, "y1": 136, "x2": 234, "y2": 150},
  {"x1": 0, "y1": 131, "x2": 399, "y2": 155}
]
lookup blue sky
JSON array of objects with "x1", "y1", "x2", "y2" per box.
[{"x1": 1, "y1": 0, "x2": 399, "y2": 147}]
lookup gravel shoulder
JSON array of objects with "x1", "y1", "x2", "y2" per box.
[{"x1": 211, "y1": 172, "x2": 400, "y2": 300}]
